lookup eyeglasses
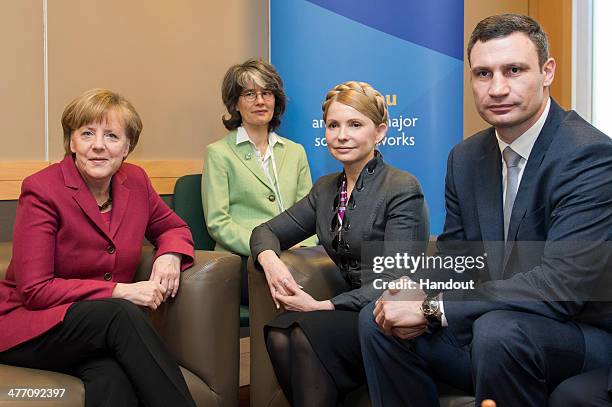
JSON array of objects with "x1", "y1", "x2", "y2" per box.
[{"x1": 240, "y1": 89, "x2": 275, "y2": 102}]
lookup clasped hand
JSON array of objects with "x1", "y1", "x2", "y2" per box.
[
  {"x1": 275, "y1": 278, "x2": 333, "y2": 312},
  {"x1": 258, "y1": 250, "x2": 332, "y2": 311},
  {"x1": 149, "y1": 253, "x2": 182, "y2": 301},
  {"x1": 111, "y1": 253, "x2": 181, "y2": 310},
  {"x1": 374, "y1": 276, "x2": 428, "y2": 340}
]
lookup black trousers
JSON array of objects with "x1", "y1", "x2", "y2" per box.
[{"x1": 0, "y1": 298, "x2": 196, "y2": 407}]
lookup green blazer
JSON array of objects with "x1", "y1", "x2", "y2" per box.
[{"x1": 203, "y1": 130, "x2": 316, "y2": 256}]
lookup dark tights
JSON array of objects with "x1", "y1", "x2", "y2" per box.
[{"x1": 266, "y1": 326, "x2": 337, "y2": 407}]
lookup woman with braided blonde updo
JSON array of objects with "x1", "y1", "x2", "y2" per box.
[{"x1": 250, "y1": 81, "x2": 430, "y2": 406}]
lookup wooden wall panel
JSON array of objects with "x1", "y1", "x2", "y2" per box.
[
  {"x1": 0, "y1": 162, "x2": 49, "y2": 181},
  {"x1": 0, "y1": 160, "x2": 202, "y2": 200},
  {"x1": 529, "y1": 0, "x2": 573, "y2": 110},
  {"x1": 46, "y1": 0, "x2": 269, "y2": 161},
  {"x1": 0, "y1": 0, "x2": 45, "y2": 160}
]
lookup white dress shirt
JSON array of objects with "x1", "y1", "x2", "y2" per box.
[
  {"x1": 496, "y1": 98, "x2": 550, "y2": 205},
  {"x1": 236, "y1": 126, "x2": 285, "y2": 212}
]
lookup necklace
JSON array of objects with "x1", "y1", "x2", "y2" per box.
[{"x1": 98, "y1": 196, "x2": 112, "y2": 211}]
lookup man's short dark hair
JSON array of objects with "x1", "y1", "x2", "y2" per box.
[{"x1": 467, "y1": 13, "x2": 549, "y2": 68}]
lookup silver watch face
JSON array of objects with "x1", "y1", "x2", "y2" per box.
[{"x1": 423, "y1": 299, "x2": 439, "y2": 316}]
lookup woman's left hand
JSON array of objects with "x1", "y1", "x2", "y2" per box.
[
  {"x1": 275, "y1": 279, "x2": 334, "y2": 312},
  {"x1": 150, "y1": 253, "x2": 182, "y2": 301}
]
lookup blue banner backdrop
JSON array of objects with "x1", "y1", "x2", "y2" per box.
[{"x1": 270, "y1": 0, "x2": 464, "y2": 233}]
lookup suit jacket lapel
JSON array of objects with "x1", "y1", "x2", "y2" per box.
[
  {"x1": 61, "y1": 156, "x2": 113, "y2": 242},
  {"x1": 502, "y1": 101, "x2": 562, "y2": 272},
  {"x1": 109, "y1": 169, "x2": 130, "y2": 238},
  {"x1": 226, "y1": 132, "x2": 275, "y2": 191},
  {"x1": 476, "y1": 130, "x2": 505, "y2": 279}
]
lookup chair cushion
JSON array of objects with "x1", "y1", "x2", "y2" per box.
[
  {"x1": 0, "y1": 363, "x2": 212, "y2": 407},
  {"x1": 180, "y1": 366, "x2": 219, "y2": 406},
  {"x1": 0, "y1": 363, "x2": 84, "y2": 407},
  {"x1": 173, "y1": 174, "x2": 216, "y2": 251},
  {"x1": 438, "y1": 381, "x2": 475, "y2": 407},
  {"x1": 240, "y1": 305, "x2": 250, "y2": 327},
  {"x1": 339, "y1": 383, "x2": 475, "y2": 407}
]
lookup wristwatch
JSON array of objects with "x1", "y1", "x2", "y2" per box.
[{"x1": 421, "y1": 294, "x2": 442, "y2": 322}]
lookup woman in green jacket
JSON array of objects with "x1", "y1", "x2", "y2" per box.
[{"x1": 203, "y1": 59, "x2": 315, "y2": 302}]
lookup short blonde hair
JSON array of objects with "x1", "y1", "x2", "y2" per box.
[
  {"x1": 322, "y1": 81, "x2": 388, "y2": 126},
  {"x1": 61, "y1": 88, "x2": 143, "y2": 155}
]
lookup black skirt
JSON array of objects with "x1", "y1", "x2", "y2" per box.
[{"x1": 265, "y1": 309, "x2": 365, "y2": 393}]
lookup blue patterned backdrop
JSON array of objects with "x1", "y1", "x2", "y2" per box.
[{"x1": 270, "y1": 0, "x2": 464, "y2": 233}]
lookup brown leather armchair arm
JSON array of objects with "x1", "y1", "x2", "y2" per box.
[
  {"x1": 248, "y1": 246, "x2": 352, "y2": 407},
  {"x1": 135, "y1": 247, "x2": 242, "y2": 407},
  {"x1": 0, "y1": 243, "x2": 242, "y2": 407}
]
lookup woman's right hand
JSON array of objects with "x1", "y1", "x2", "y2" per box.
[
  {"x1": 112, "y1": 281, "x2": 165, "y2": 310},
  {"x1": 257, "y1": 250, "x2": 300, "y2": 309}
]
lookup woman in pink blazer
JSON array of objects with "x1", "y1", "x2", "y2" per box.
[{"x1": 0, "y1": 89, "x2": 196, "y2": 407}]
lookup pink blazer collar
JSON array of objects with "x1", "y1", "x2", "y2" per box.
[{"x1": 60, "y1": 155, "x2": 131, "y2": 241}]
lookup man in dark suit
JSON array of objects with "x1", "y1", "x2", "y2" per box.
[{"x1": 359, "y1": 13, "x2": 612, "y2": 406}]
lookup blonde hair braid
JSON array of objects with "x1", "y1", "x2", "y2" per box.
[{"x1": 322, "y1": 81, "x2": 388, "y2": 126}]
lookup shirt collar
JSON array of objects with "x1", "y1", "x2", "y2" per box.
[
  {"x1": 235, "y1": 126, "x2": 284, "y2": 147},
  {"x1": 495, "y1": 97, "x2": 550, "y2": 161}
]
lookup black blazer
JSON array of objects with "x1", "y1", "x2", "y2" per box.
[
  {"x1": 437, "y1": 100, "x2": 612, "y2": 358},
  {"x1": 250, "y1": 153, "x2": 429, "y2": 311}
]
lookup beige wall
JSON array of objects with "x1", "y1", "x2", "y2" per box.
[
  {"x1": 0, "y1": 0, "x2": 45, "y2": 160},
  {"x1": 0, "y1": 0, "x2": 269, "y2": 162},
  {"x1": 530, "y1": 0, "x2": 573, "y2": 110}
]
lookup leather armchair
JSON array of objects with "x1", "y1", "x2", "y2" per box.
[
  {"x1": 0, "y1": 242, "x2": 242, "y2": 407},
  {"x1": 248, "y1": 246, "x2": 475, "y2": 407}
]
